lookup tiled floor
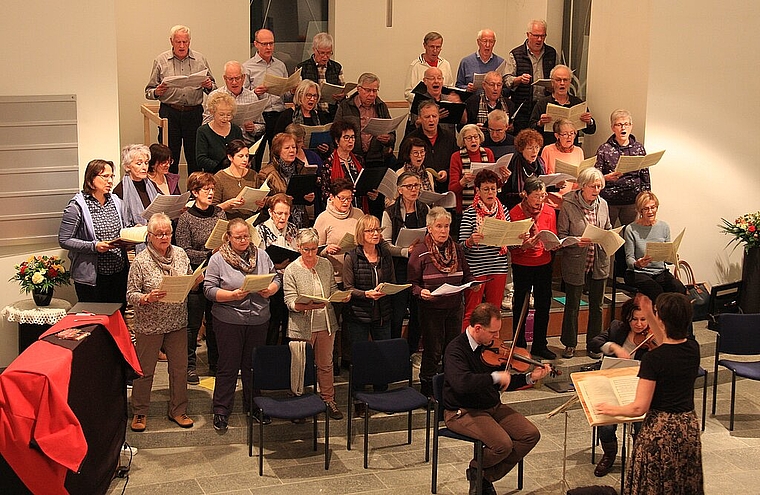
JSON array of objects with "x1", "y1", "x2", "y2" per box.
[{"x1": 108, "y1": 378, "x2": 760, "y2": 494}]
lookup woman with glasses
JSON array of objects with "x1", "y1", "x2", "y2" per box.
[
  {"x1": 175, "y1": 172, "x2": 226, "y2": 382},
  {"x1": 381, "y1": 172, "x2": 429, "y2": 347},
  {"x1": 285, "y1": 123, "x2": 325, "y2": 214},
  {"x1": 196, "y1": 92, "x2": 243, "y2": 174},
  {"x1": 540, "y1": 118, "x2": 584, "y2": 210},
  {"x1": 558, "y1": 167, "x2": 612, "y2": 359},
  {"x1": 498, "y1": 128, "x2": 546, "y2": 210},
  {"x1": 213, "y1": 139, "x2": 262, "y2": 220},
  {"x1": 283, "y1": 228, "x2": 350, "y2": 420},
  {"x1": 395, "y1": 137, "x2": 435, "y2": 193},
  {"x1": 509, "y1": 177, "x2": 559, "y2": 360},
  {"x1": 319, "y1": 119, "x2": 374, "y2": 211},
  {"x1": 256, "y1": 193, "x2": 298, "y2": 345},
  {"x1": 203, "y1": 218, "x2": 280, "y2": 432},
  {"x1": 623, "y1": 191, "x2": 686, "y2": 302},
  {"x1": 274, "y1": 80, "x2": 330, "y2": 155},
  {"x1": 448, "y1": 124, "x2": 495, "y2": 216},
  {"x1": 127, "y1": 213, "x2": 198, "y2": 432},
  {"x1": 595, "y1": 109, "x2": 651, "y2": 226},
  {"x1": 459, "y1": 169, "x2": 512, "y2": 330},
  {"x1": 258, "y1": 133, "x2": 313, "y2": 228},
  {"x1": 59, "y1": 159, "x2": 129, "y2": 307},
  {"x1": 147, "y1": 143, "x2": 181, "y2": 195}
]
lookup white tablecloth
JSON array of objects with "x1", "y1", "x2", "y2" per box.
[{"x1": 1, "y1": 298, "x2": 72, "y2": 326}]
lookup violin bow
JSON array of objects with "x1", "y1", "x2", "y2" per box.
[
  {"x1": 629, "y1": 331, "x2": 655, "y2": 355},
  {"x1": 504, "y1": 289, "x2": 532, "y2": 370}
]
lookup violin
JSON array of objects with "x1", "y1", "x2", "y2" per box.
[
  {"x1": 479, "y1": 291, "x2": 561, "y2": 378},
  {"x1": 630, "y1": 329, "x2": 658, "y2": 354}
]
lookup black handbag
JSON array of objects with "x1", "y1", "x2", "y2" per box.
[{"x1": 677, "y1": 259, "x2": 710, "y2": 321}]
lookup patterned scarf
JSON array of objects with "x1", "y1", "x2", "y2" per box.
[
  {"x1": 477, "y1": 94, "x2": 509, "y2": 124},
  {"x1": 219, "y1": 240, "x2": 258, "y2": 274},
  {"x1": 578, "y1": 191, "x2": 599, "y2": 273},
  {"x1": 424, "y1": 232, "x2": 458, "y2": 273},
  {"x1": 403, "y1": 163, "x2": 432, "y2": 191},
  {"x1": 472, "y1": 193, "x2": 509, "y2": 255},
  {"x1": 292, "y1": 106, "x2": 320, "y2": 126},
  {"x1": 146, "y1": 242, "x2": 177, "y2": 275}
]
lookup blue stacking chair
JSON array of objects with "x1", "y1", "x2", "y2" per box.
[
  {"x1": 347, "y1": 338, "x2": 431, "y2": 469},
  {"x1": 249, "y1": 343, "x2": 329, "y2": 475}
]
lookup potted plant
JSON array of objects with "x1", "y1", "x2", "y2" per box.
[
  {"x1": 719, "y1": 211, "x2": 760, "y2": 312},
  {"x1": 10, "y1": 255, "x2": 72, "y2": 306}
]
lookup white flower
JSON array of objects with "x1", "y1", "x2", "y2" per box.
[{"x1": 31, "y1": 272, "x2": 45, "y2": 285}]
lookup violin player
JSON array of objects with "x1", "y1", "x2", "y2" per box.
[
  {"x1": 587, "y1": 298, "x2": 652, "y2": 477},
  {"x1": 443, "y1": 302, "x2": 551, "y2": 494}
]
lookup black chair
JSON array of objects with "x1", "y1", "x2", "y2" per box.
[
  {"x1": 609, "y1": 225, "x2": 637, "y2": 319},
  {"x1": 431, "y1": 373, "x2": 523, "y2": 494},
  {"x1": 249, "y1": 343, "x2": 329, "y2": 475},
  {"x1": 347, "y1": 338, "x2": 431, "y2": 469},
  {"x1": 711, "y1": 313, "x2": 760, "y2": 431},
  {"x1": 707, "y1": 281, "x2": 742, "y2": 330}
]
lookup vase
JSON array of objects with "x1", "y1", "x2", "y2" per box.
[
  {"x1": 32, "y1": 288, "x2": 53, "y2": 307},
  {"x1": 739, "y1": 246, "x2": 760, "y2": 313}
]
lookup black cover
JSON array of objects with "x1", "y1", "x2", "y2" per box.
[
  {"x1": 410, "y1": 93, "x2": 466, "y2": 125},
  {"x1": 285, "y1": 174, "x2": 318, "y2": 205},
  {"x1": 354, "y1": 167, "x2": 390, "y2": 196},
  {"x1": 265, "y1": 244, "x2": 301, "y2": 264}
]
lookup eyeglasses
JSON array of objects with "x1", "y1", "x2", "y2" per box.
[
  {"x1": 335, "y1": 195, "x2": 353, "y2": 203},
  {"x1": 271, "y1": 210, "x2": 289, "y2": 217},
  {"x1": 528, "y1": 33, "x2": 547, "y2": 39},
  {"x1": 341, "y1": 134, "x2": 356, "y2": 141},
  {"x1": 315, "y1": 49, "x2": 333, "y2": 57},
  {"x1": 224, "y1": 75, "x2": 245, "y2": 82},
  {"x1": 304, "y1": 93, "x2": 319, "y2": 100},
  {"x1": 479, "y1": 186, "x2": 498, "y2": 192},
  {"x1": 463, "y1": 135, "x2": 480, "y2": 141},
  {"x1": 478, "y1": 39, "x2": 496, "y2": 45},
  {"x1": 149, "y1": 232, "x2": 172, "y2": 239},
  {"x1": 256, "y1": 41, "x2": 274, "y2": 47},
  {"x1": 483, "y1": 81, "x2": 502, "y2": 88},
  {"x1": 358, "y1": 86, "x2": 379, "y2": 94},
  {"x1": 613, "y1": 122, "x2": 632, "y2": 128},
  {"x1": 525, "y1": 145, "x2": 541, "y2": 152},
  {"x1": 411, "y1": 150, "x2": 426, "y2": 157},
  {"x1": 400, "y1": 183, "x2": 422, "y2": 190},
  {"x1": 199, "y1": 186, "x2": 214, "y2": 192},
  {"x1": 557, "y1": 131, "x2": 577, "y2": 138},
  {"x1": 364, "y1": 228, "x2": 383, "y2": 234},
  {"x1": 231, "y1": 235, "x2": 251, "y2": 242},
  {"x1": 552, "y1": 78, "x2": 570, "y2": 83},
  {"x1": 97, "y1": 174, "x2": 114, "y2": 180},
  {"x1": 641, "y1": 205, "x2": 658, "y2": 212}
]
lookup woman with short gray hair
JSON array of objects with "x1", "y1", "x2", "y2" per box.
[{"x1": 114, "y1": 144, "x2": 159, "y2": 230}]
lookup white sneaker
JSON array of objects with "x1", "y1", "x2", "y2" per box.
[
  {"x1": 501, "y1": 294, "x2": 513, "y2": 311},
  {"x1": 122, "y1": 444, "x2": 137, "y2": 456}
]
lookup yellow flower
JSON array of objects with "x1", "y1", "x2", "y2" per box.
[{"x1": 31, "y1": 272, "x2": 45, "y2": 285}]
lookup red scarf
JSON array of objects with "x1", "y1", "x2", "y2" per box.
[{"x1": 473, "y1": 193, "x2": 509, "y2": 255}]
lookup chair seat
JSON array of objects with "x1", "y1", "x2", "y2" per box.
[
  {"x1": 718, "y1": 359, "x2": 760, "y2": 380},
  {"x1": 254, "y1": 394, "x2": 325, "y2": 420},
  {"x1": 438, "y1": 426, "x2": 480, "y2": 444},
  {"x1": 697, "y1": 367, "x2": 706, "y2": 377},
  {"x1": 355, "y1": 387, "x2": 429, "y2": 413}
]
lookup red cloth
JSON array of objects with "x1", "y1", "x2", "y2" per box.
[{"x1": 0, "y1": 312, "x2": 141, "y2": 494}]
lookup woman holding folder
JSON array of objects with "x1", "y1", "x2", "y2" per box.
[
  {"x1": 258, "y1": 133, "x2": 314, "y2": 228},
  {"x1": 212, "y1": 139, "x2": 262, "y2": 220},
  {"x1": 175, "y1": 171, "x2": 226, "y2": 382},
  {"x1": 127, "y1": 213, "x2": 197, "y2": 432},
  {"x1": 283, "y1": 228, "x2": 349, "y2": 420},
  {"x1": 203, "y1": 218, "x2": 280, "y2": 432}
]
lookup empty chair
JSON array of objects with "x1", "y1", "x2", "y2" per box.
[
  {"x1": 711, "y1": 313, "x2": 760, "y2": 431},
  {"x1": 249, "y1": 343, "x2": 329, "y2": 475},
  {"x1": 347, "y1": 338, "x2": 431, "y2": 468}
]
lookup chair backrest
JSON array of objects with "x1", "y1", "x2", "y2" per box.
[
  {"x1": 716, "y1": 313, "x2": 760, "y2": 355},
  {"x1": 432, "y1": 373, "x2": 446, "y2": 423},
  {"x1": 351, "y1": 338, "x2": 410, "y2": 389},
  {"x1": 252, "y1": 343, "x2": 316, "y2": 391},
  {"x1": 613, "y1": 224, "x2": 629, "y2": 279}
]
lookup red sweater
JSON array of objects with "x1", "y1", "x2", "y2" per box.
[
  {"x1": 448, "y1": 147, "x2": 494, "y2": 213},
  {"x1": 508, "y1": 202, "x2": 556, "y2": 266}
]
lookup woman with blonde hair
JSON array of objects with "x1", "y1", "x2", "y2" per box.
[{"x1": 196, "y1": 91, "x2": 244, "y2": 173}]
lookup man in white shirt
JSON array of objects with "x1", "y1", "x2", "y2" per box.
[{"x1": 403, "y1": 32, "x2": 454, "y2": 103}]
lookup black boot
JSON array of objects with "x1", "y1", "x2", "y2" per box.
[
  {"x1": 466, "y1": 468, "x2": 496, "y2": 495},
  {"x1": 594, "y1": 440, "x2": 618, "y2": 477}
]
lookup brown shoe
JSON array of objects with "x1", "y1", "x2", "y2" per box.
[
  {"x1": 594, "y1": 440, "x2": 618, "y2": 477},
  {"x1": 131, "y1": 414, "x2": 146, "y2": 432},
  {"x1": 168, "y1": 413, "x2": 194, "y2": 428},
  {"x1": 326, "y1": 401, "x2": 343, "y2": 420}
]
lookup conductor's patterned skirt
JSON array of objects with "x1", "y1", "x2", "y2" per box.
[{"x1": 625, "y1": 409, "x2": 703, "y2": 495}]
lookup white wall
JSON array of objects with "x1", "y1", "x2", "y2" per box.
[{"x1": 114, "y1": 0, "x2": 251, "y2": 162}]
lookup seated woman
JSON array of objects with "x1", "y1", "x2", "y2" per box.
[
  {"x1": 213, "y1": 140, "x2": 262, "y2": 220},
  {"x1": 196, "y1": 92, "x2": 243, "y2": 174},
  {"x1": 274, "y1": 80, "x2": 330, "y2": 156},
  {"x1": 259, "y1": 132, "x2": 315, "y2": 228},
  {"x1": 113, "y1": 144, "x2": 159, "y2": 229},
  {"x1": 624, "y1": 191, "x2": 686, "y2": 302},
  {"x1": 283, "y1": 227, "x2": 349, "y2": 420},
  {"x1": 587, "y1": 298, "x2": 651, "y2": 477},
  {"x1": 498, "y1": 129, "x2": 545, "y2": 210},
  {"x1": 127, "y1": 213, "x2": 198, "y2": 432},
  {"x1": 459, "y1": 169, "x2": 511, "y2": 331},
  {"x1": 596, "y1": 293, "x2": 703, "y2": 494},
  {"x1": 381, "y1": 172, "x2": 429, "y2": 348},
  {"x1": 408, "y1": 206, "x2": 474, "y2": 397},
  {"x1": 148, "y1": 143, "x2": 181, "y2": 195},
  {"x1": 58, "y1": 159, "x2": 129, "y2": 307}
]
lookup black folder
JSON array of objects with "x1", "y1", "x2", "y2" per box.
[
  {"x1": 354, "y1": 167, "x2": 390, "y2": 196},
  {"x1": 286, "y1": 174, "x2": 318, "y2": 204},
  {"x1": 265, "y1": 244, "x2": 301, "y2": 264}
]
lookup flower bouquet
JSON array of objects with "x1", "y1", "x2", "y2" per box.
[
  {"x1": 10, "y1": 255, "x2": 71, "y2": 305},
  {"x1": 719, "y1": 211, "x2": 760, "y2": 252}
]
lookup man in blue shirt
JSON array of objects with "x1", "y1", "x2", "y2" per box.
[{"x1": 456, "y1": 29, "x2": 505, "y2": 92}]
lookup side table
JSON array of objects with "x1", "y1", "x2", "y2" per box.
[{"x1": 1, "y1": 298, "x2": 72, "y2": 354}]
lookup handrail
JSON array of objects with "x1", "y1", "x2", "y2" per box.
[{"x1": 140, "y1": 104, "x2": 168, "y2": 146}]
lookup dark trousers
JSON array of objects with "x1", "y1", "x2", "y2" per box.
[
  {"x1": 444, "y1": 404, "x2": 540, "y2": 482},
  {"x1": 74, "y1": 266, "x2": 128, "y2": 312},
  {"x1": 512, "y1": 262, "x2": 554, "y2": 350},
  {"x1": 212, "y1": 317, "x2": 267, "y2": 416},
  {"x1": 187, "y1": 288, "x2": 218, "y2": 371},
  {"x1": 266, "y1": 289, "x2": 289, "y2": 345},
  {"x1": 253, "y1": 111, "x2": 282, "y2": 172},
  {"x1": 561, "y1": 274, "x2": 607, "y2": 348},
  {"x1": 158, "y1": 103, "x2": 202, "y2": 174},
  {"x1": 419, "y1": 304, "x2": 464, "y2": 387},
  {"x1": 624, "y1": 269, "x2": 686, "y2": 303}
]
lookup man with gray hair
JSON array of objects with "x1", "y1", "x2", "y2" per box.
[
  {"x1": 456, "y1": 29, "x2": 504, "y2": 91},
  {"x1": 203, "y1": 61, "x2": 265, "y2": 148},
  {"x1": 297, "y1": 32, "x2": 345, "y2": 121},
  {"x1": 504, "y1": 19, "x2": 557, "y2": 132},
  {"x1": 145, "y1": 25, "x2": 216, "y2": 174},
  {"x1": 404, "y1": 31, "x2": 454, "y2": 103}
]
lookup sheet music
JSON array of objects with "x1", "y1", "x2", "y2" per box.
[
  {"x1": 572, "y1": 368, "x2": 646, "y2": 426},
  {"x1": 417, "y1": 190, "x2": 456, "y2": 209},
  {"x1": 395, "y1": 227, "x2": 427, "y2": 248},
  {"x1": 555, "y1": 156, "x2": 597, "y2": 177},
  {"x1": 235, "y1": 186, "x2": 269, "y2": 211},
  {"x1": 231, "y1": 99, "x2": 268, "y2": 127},
  {"x1": 319, "y1": 82, "x2": 357, "y2": 103},
  {"x1": 162, "y1": 70, "x2": 208, "y2": 89},
  {"x1": 263, "y1": 68, "x2": 302, "y2": 96},
  {"x1": 544, "y1": 102, "x2": 587, "y2": 131},
  {"x1": 471, "y1": 61, "x2": 506, "y2": 90},
  {"x1": 582, "y1": 224, "x2": 625, "y2": 256},
  {"x1": 430, "y1": 280, "x2": 481, "y2": 296},
  {"x1": 645, "y1": 228, "x2": 685, "y2": 264},
  {"x1": 361, "y1": 114, "x2": 407, "y2": 136},
  {"x1": 376, "y1": 283, "x2": 412, "y2": 295},
  {"x1": 204, "y1": 220, "x2": 229, "y2": 250},
  {"x1": 294, "y1": 289, "x2": 352, "y2": 304},
  {"x1": 531, "y1": 78, "x2": 553, "y2": 88},
  {"x1": 141, "y1": 191, "x2": 192, "y2": 220},
  {"x1": 615, "y1": 150, "x2": 666, "y2": 174},
  {"x1": 240, "y1": 273, "x2": 275, "y2": 293},
  {"x1": 157, "y1": 263, "x2": 206, "y2": 303},
  {"x1": 116, "y1": 226, "x2": 148, "y2": 244},
  {"x1": 539, "y1": 173, "x2": 575, "y2": 187},
  {"x1": 480, "y1": 217, "x2": 532, "y2": 247},
  {"x1": 534, "y1": 230, "x2": 581, "y2": 250}
]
